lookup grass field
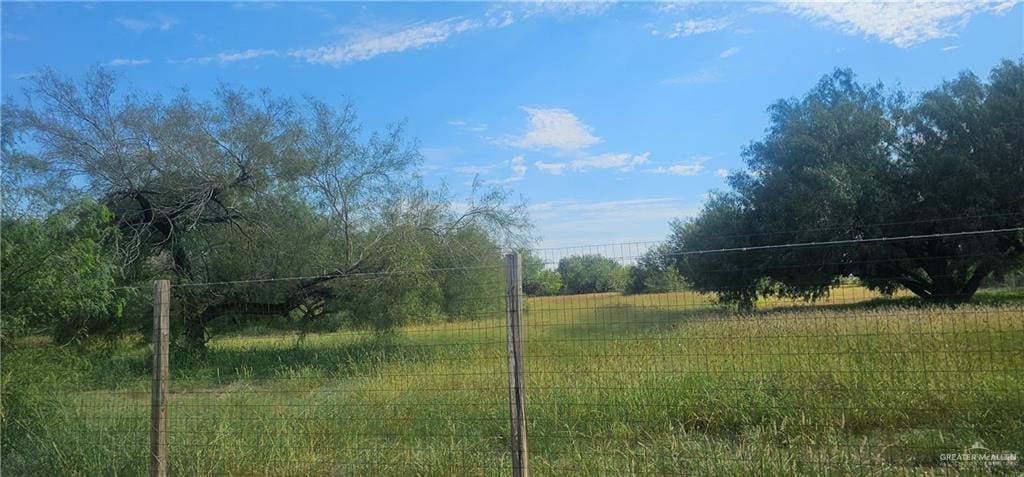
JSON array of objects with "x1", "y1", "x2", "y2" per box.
[{"x1": 3, "y1": 287, "x2": 1023, "y2": 476}]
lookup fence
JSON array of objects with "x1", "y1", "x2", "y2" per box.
[{"x1": 3, "y1": 235, "x2": 1023, "y2": 475}]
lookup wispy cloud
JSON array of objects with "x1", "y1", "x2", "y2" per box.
[
  {"x1": 941, "y1": 44, "x2": 961, "y2": 51},
  {"x1": 454, "y1": 156, "x2": 528, "y2": 184},
  {"x1": 504, "y1": 107, "x2": 602, "y2": 152},
  {"x1": 518, "y1": 1, "x2": 615, "y2": 18},
  {"x1": 652, "y1": 17, "x2": 732, "y2": 38},
  {"x1": 172, "y1": 49, "x2": 278, "y2": 65},
  {"x1": 649, "y1": 155, "x2": 710, "y2": 176},
  {"x1": 659, "y1": 67, "x2": 720, "y2": 85},
  {"x1": 535, "y1": 152, "x2": 650, "y2": 175},
  {"x1": 115, "y1": 15, "x2": 176, "y2": 32},
  {"x1": 781, "y1": 1, "x2": 1020, "y2": 48},
  {"x1": 715, "y1": 168, "x2": 730, "y2": 178},
  {"x1": 488, "y1": 156, "x2": 528, "y2": 184},
  {"x1": 290, "y1": 18, "x2": 479, "y2": 66},
  {"x1": 454, "y1": 163, "x2": 500, "y2": 175},
  {"x1": 719, "y1": 46, "x2": 741, "y2": 58},
  {"x1": 104, "y1": 58, "x2": 150, "y2": 67},
  {"x1": 448, "y1": 120, "x2": 488, "y2": 133},
  {"x1": 486, "y1": 1, "x2": 614, "y2": 27},
  {"x1": 531, "y1": 197, "x2": 699, "y2": 248},
  {"x1": 217, "y1": 49, "x2": 277, "y2": 62},
  {"x1": 655, "y1": 1, "x2": 697, "y2": 14}
]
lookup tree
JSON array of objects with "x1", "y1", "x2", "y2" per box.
[
  {"x1": 7, "y1": 68, "x2": 529, "y2": 347},
  {"x1": 625, "y1": 244, "x2": 684, "y2": 294},
  {"x1": 669, "y1": 60, "x2": 1024, "y2": 309},
  {"x1": 2, "y1": 112, "x2": 127, "y2": 345},
  {"x1": 0, "y1": 201, "x2": 126, "y2": 345},
  {"x1": 557, "y1": 254, "x2": 626, "y2": 294},
  {"x1": 521, "y1": 249, "x2": 562, "y2": 296}
]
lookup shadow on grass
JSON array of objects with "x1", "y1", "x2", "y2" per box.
[
  {"x1": 12, "y1": 332, "x2": 452, "y2": 391},
  {"x1": 754, "y1": 287, "x2": 1024, "y2": 316},
  {"x1": 167, "y1": 335, "x2": 448, "y2": 387}
]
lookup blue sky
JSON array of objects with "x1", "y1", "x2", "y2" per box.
[{"x1": 2, "y1": 1, "x2": 1022, "y2": 248}]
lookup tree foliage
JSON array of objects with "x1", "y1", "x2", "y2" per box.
[
  {"x1": 0, "y1": 201, "x2": 126, "y2": 345},
  {"x1": 521, "y1": 249, "x2": 562, "y2": 296},
  {"x1": 557, "y1": 254, "x2": 626, "y2": 294},
  {"x1": 669, "y1": 60, "x2": 1024, "y2": 309},
  {"x1": 625, "y1": 244, "x2": 684, "y2": 294},
  {"x1": 3, "y1": 68, "x2": 529, "y2": 347}
]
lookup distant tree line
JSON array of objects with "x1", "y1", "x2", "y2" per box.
[{"x1": 520, "y1": 248, "x2": 683, "y2": 296}]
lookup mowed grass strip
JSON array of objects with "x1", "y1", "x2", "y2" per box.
[{"x1": 4, "y1": 287, "x2": 1022, "y2": 476}]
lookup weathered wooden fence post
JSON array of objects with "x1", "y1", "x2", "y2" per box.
[
  {"x1": 504, "y1": 253, "x2": 529, "y2": 477},
  {"x1": 150, "y1": 279, "x2": 170, "y2": 477}
]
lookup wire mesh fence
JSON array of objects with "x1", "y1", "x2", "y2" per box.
[
  {"x1": 3, "y1": 233, "x2": 1023, "y2": 475},
  {"x1": 2, "y1": 284, "x2": 155, "y2": 475},
  {"x1": 525, "y1": 241, "x2": 1023, "y2": 475}
]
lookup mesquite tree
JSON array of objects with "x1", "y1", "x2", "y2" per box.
[{"x1": 6, "y1": 68, "x2": 528, "y2": 347}]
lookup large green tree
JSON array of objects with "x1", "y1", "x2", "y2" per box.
[
  {"x1": 5, "y1": 69, "x2": 528, "y2": 347},
  {"x1": 669, "y1": 60, "x2": 1024, "y2": 309}
]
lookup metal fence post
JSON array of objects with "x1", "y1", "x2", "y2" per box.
[
  {"x1": 504, "y1": 253, "x2": 529, "y2": 477},
  {"x1": 150, "y1": 279, "x2": 170, "y2": 477}
]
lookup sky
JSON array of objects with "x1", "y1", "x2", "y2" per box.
[{"x1": 2, "y1": 1, "x2": 1022, "y2": 249}]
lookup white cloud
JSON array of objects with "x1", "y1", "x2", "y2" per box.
[
  {"x1": 455, "y1": 164, "x2": 499, "y2": 175},
  {"x1": 654, "y1": 17, "x2": 733, "y2": 38},
  {"x1": 487, "y1": 1, "x2": 614, "y2": 27},
  {"x1": 575, "y1": 152, "x2": 651, "y2": 172},
  {"x1": 290, "y1": 18, "x2": 479, "y2": 66},
  {"x1": 656, "y1": 1, "x2": 697, "y2": 14},
  {"x1": 782, "y1": 1, "x2": 1020, "y2": 48},
  {"x1": 649, "y1": 155, "x2": 710, "y2": 176},
  {"x1": 104, "y1": 58, "x2": 150, "y2": 67},
  {"x1": 115, "y1": 15, "x2": 176, "y2": 32},
  {"x1": 218, "y1": 49, "x2": 277, "y2": 62},
  {"x1": 941, "y1": 44, "x2": 961, "y2": 51},
  {"x1": 535, "y1": 161, "x2": 567, "y2": 175},
  {"x1": 715, "y1": 168, "x2": 730, "y2": 178},
  {"x1": 505, "y1": 107, "x2": 602, "y2": 152},
  {"x1": 659, "y1": 67, "x2": 720, "y2": 85},
  {"x1": 535, "y1": 152, "x2": 650, "y2": 175},
  {"x1": 486, "y1": 9, "x2": 517, "y2": 28},
  {"x1": 448, "y1": 119, "x2": 488, "y2": 132},
  {"x1": 173, "y1": 49, "x2": 278, "y2": 65},
  {"x1": 530, "y1": 197, "x2": 700, "y2": 249},
  {"x1": 488, "y1": 156, "x2": 528, "y2": 184},
  {"x1": 522, "y1": 1, "x2": 615, "y2": 17},
  {"x1": 653, "y1": 163, "x2": 705, "y2": 176},
  {"x1": 719, "y1": 46, "x2": 741, "y2": 58},
  {"x1": 510, "y1": 156, "x2": 527, "y2": 176},
  {"x1": 454, "y1": 156, "x2": 528, "y2": 184}
]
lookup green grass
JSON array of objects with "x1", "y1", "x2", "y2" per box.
[{"x1": 3, "y1": 287, "x2": 1022, "y2": 475}]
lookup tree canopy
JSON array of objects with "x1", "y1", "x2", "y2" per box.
[
  {"x1": 557, "y1": 254, "x2": 627, "y2": 294},
  {"x1": 669, "y1": 60, "x2": 1024, "y2": 309},
  {"x1": 2, "y1": 68, "x2": 529, "y2": 347}
]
